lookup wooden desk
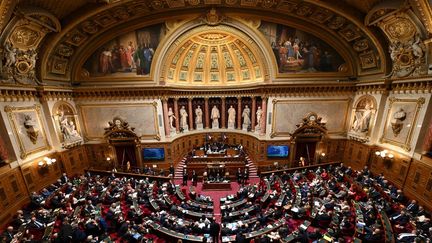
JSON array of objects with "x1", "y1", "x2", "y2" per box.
[
  {"x1": 149, "y1": 221, "x2": 211, "y2": 242},
  {"x1": 202, "y1": 182, "x2": 232, "y2": 190}
]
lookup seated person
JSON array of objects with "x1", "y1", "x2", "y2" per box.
[{"x1": 364, "y1": 228, "x2": 382, "y2": 242}]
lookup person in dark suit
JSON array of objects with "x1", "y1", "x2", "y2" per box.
[
  {"x1": 364, "y1": 228, "x2": 383, "y2": 242},
  {"x1": 235, "y1": 232, "x2": 247, "y2": 243},
  {"x1": 406, "y1": 200, "x2": 419, "y2": 215},
  {"x1": 236, "y1": 168, "x2": 242, "y2": 184},
  {"x1": 169, "y1": 164, "x2": 174, "y2": 177},
  {"x1": 2, "y1": 226, "x2": 14, "y2": 243},
  {"x1": 72, "y1": 223, "x2": 86, "y2": 242},
  {"x1": 183, "y1": 169, "x2": 188, "y2": 186},
  {"x1": 307, "y1": 228, "x2": 322, "y2": 241},
  {"x1": 192, "y1": 170, "x2": 198, "y2": 186},
  {"x1": 60, "y1": 173, "x2": 69, "y2": 184},
  {"x1": 28, "y1": 216, "x2": 45, "y2": 229},
  {"x1": 210, "y1": 218, "x2": 220, "y2": 243},
  {"x1": 58, "y1": 220, "x2": 73, "y2": 243}
]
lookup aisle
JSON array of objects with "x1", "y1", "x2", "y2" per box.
[{"x1": 174, "y1": 178, "x2": 260, "y2": 223}]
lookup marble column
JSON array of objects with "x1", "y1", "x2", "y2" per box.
[
  {"x1": 251, "y1": 96, "x2": 256, "y2": 132},
  {"x1": 173, "y1": 98, "x2": 180, "y2": 133},
  {"x1": 162, "y1": 98, "x2": 170, "y2": 137},
  {"x1": 221, "y1": 97, "x2": 226, "y2": 129},
  {"x1": 188, "y1": 98, "x2": 194, "y2": 130},
  {"x1": 204, "y1": 97, "x2": 210, "y2": 129},
  {"x1": 237, "y1": 97, "x2": 242, "y2": 130},
  {"x1": 260, "y1": 97, "x2": 268, "y2": 136}
]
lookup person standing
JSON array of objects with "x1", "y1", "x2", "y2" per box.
[
  {"x1": 182, "y1": 169, "x2": 188, "y2": 186},
  {"x1": 236, "y1": 168, "x2": 242, "y2": 184},
  {"x1": 210, "y1": 217, "x2": 220, "y2": 243},
  {"x1": 192, "y1": 170, "x2": 198, "y2": 186}
]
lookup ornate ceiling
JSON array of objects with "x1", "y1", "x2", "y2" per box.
[
  {"x1": 163, "y1": 26, "x2": 266, "y2": 86},
  {"x1": 0, "y1": 0, "x2": 430, "y2": 87}
]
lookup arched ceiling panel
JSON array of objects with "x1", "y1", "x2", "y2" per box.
[{"x1": 37, "y1": 0, "x2": 390, "y2": 84}]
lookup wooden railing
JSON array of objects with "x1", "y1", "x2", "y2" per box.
[{"x1": 260, "y1": 161, "x2": 341, "y2": 176}]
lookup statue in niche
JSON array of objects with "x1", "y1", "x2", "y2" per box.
[
  {"x1": 195, "y1": 105, "x2": 203, "y2": 125},
  {"x1": 242, "y1": 105, "x2": 251, "y2": 131},
  {"x1": 59, "y1": 111, "x2": 82, "y2": 142},
  {"x1": 227, "y1": 105, "x2": 236, "y2": 129},
  {"x1": 256, "y1": 106, "x2": 263, "y2": 131},
  {"x1": 179, "y1": 106, "x2": 188, "y2": 131},
  {"x1": 352, "y1": 102, "x2": 373, "y2": 133},
  {"x1": 168, "y1": 107, "x2": 176, "y2": 131},
  {"x1": 23, "y1": 115, "x2": 38, "y2": 144},
  {"x1": 390, "y1": 108, "x2": 406, "y2": 137},
  {"x1": 211, "y1": 105, "x2": 220, "y2": 129}
]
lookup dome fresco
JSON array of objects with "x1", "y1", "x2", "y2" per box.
[{"x1": 163, "y1": 28, "x2": 266, "y2": 86}]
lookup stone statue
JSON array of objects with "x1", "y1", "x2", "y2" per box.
[
  {"x1": 211, "y1": 105, "x2": 220, "y2": 129},
  {"x1": 168, "y1": 107, "x2": 176, "y2": 131},
  {"x1": 59, "y1": 111, "x2": 81, "y2": 141},
  {"x1": 256, "y1": 106, "x2": 263, "y2": 131},
  {"x1": 227, "y1": 105, "x2": 236, "y2": 129},
  {"x1": 179, "y1": 105, "x2": 188, "y2": 131},
  {"x1": 23, "y1": 115, "x2": 38, "y2": 144},
  {"x1": 352, "y1": 103, "x2": 373, "y2": 133},
  {"x1": 242, "y1": 105, "x2": 251, "y2": 131},
  {"x1": 195, "y1": 105, "x2": 203, "y2": 129},
  {"x1": 4, "y1": 41, "x2": 16, "y2": 69}
]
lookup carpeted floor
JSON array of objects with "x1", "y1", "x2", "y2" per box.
[{"x1": 174, "y1": 178, "x2": 260, "y2": 222}]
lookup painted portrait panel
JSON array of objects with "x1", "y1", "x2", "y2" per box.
[
  {"x1": 83, "y1": 23, "x2": 166, "y2": 77},
  {"x1": 259, "y1": 21, "x2": 345, "y2": 73},
  {"x1": 4, "y1": 105, "x2": 50, "y2": 159}
]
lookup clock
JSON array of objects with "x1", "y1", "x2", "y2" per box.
[{"x1": 309, "y1": 115, "x2": 316, "y2": 121}]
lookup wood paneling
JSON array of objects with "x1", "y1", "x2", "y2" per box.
[
  {"x1": 0, "y1": 167, "x2": 29, "y2": 228},
  {"x1": 403, "y1": 157, "x2": 432, "y2": 210},
  {"x1": 343, "y1": 140, "x2": 371, "y2": 171},
  {"x1": 60, "y1": 146, "x2": 89, "y2": 176},
  {"x1": 0, "y1": 145, "x2": 91, "y2": 227},
  {"x1": 343, "y1": 141, "x2": 432, "y2": 211}
]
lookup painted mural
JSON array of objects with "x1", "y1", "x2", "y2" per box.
[
  {"x1": 83, "y1": 23, "x2": 166, "y2": 77},
  {"x1": 259, "y1": 21, "x2": 345, "y2": 73}
]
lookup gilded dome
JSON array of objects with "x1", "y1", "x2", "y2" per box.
[{"x1": 163, "y1": 25, "x2": 267, "y2": 86}]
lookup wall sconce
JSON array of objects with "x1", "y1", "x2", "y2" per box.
[
  {"x1": 374, "y1": 150, "x2": 394, "y2": 159},
  {"x1": 319, "y1": 153, "x2": 326, "y2": 163},
  {"x1": 38, "y1": 157, "x2": 56, "y2": 171},
  {"x1": 374, "y1": 150, "x2": 394, "y2": 169},
  {"x1": 106, "y1": 157, "x2": 111, "y2": 162}
]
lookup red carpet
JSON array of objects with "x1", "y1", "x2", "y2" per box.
[{"x1": 174, "y1": 178, "x2": 260, "y2": 222}]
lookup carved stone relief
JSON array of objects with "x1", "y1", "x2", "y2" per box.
[
  {"x1": 0, "y1": 7, "x2": 60, "y2": 85},
  {"x1": 367, "y1": 8, "x2": 428, "y2": 78}
]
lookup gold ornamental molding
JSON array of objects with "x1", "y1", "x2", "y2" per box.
[
  {"x1": 379, "y1": 97, "x2": 426, "y2": 151},
  {"x1": 70, "y1": 83, "x2": 357, "y2": 101},
  {"x1": 4, "y1": 104, "x2": 51, "y2": 159},
  {"x1": 410, "y1": 0, "x2": 432, "y2": 34},
  {"x1": 270, "y1": 98, "x2": 351, "y2": 138},
  {"x1": 0, "y1": 0, "x2": 18, "y2": 33},
  {"x1": 38, "y1": 1, "x2": 387, "y2": 83},
  {"x1": 78, "y1": 102, "x2": 161, "y2": 141}
]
